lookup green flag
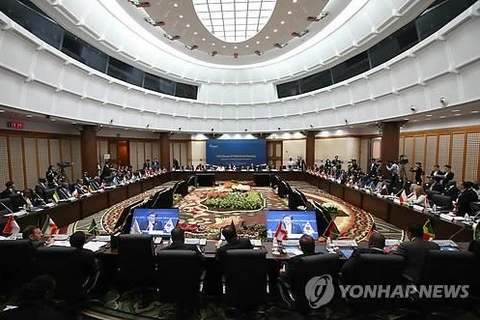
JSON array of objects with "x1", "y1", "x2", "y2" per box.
[
  {"x1": 88, "y1": 218, "x2": 99, "y2": 236},
  {"x1": 52, "y1": 190, "x2": 60, "y2": 203}
]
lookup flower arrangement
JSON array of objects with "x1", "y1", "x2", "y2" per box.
[
  {"x1": 203, "y1": 190, "x2": 264, "y2": 210},
  {"x1": 322, "y1": 202, "x2": 339, "y2": 213}
]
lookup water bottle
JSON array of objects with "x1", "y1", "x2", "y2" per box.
[
  {"x1": 432, "y1": 204, "x2": 437, "y2": 213},
  {"x1": 464, "y1": 214, "x2": 470, "y2": 223},
  {"x1": 326, "y1": 237, "x2": 332, "y2": 249}
]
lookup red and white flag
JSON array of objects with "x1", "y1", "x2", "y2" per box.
[
  {"x1": 399, "y1": 190, "x2": 408, "y2": 203},
  {"x1": 274, "y1": 221, "x2": 288, "y2": 242},
  {"x1": 2, "y1": 216, "x2": 20, "y2": 235},
  {"x1": 41, "y1": 216, "x2": 58, "y2": 235}
]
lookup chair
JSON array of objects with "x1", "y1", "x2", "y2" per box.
[
  {"x1": 468, "y1": 240, "x2": 480, "y2": 296},
  {"x1": 431, "y1": 194, "x2": 453, "y2": 210},
  {"x1": 116, "y1": 234, "x2": 156, "y2": 290},
  {"x1": 278, "y1": 253, "x2": 341, "y2": 313},
  {"x1": 35, "y1": 246, "x2": 99, "y2": 303},
  {"x1": 223, "y1": 249, "x2": 267, "y2": 310},
  {"x1": 0, "y1": 240, "x2": 35, "y2": 297}
]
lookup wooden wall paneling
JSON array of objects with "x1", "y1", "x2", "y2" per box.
[
  {"x1": 24, "y1": 138, "x2": 38, "y2": 189},
  {"x1": 9, "y1": 136, "x2": 25, "y2": 190},
  {"x1": 404, "y1": 137, "x2": 414, "y2": 167},
  {"x1": 451, "y1": 133, "x2": 465, "y2": 181},
  {"x1": 37, "y1": 139, "x2": 49, "y2": 179},
  {"x1": 414, "y1": 135, "x2": 425, "y2": 180},
  {"x1": 71, "y1": 139, "x2": 82, "y2": 181},
  {"x1": 425, "y1": 135, "x2": 438, "y2": 172},
  {"x1": 98, "y1": 140, "x2": 108, "y2": 164},
  {"x1": 0, "y1": 136, "x2": 10, "y2": 186},
  {"x1": 360, "y1": 138, "x2": 368, "y2": 172},
  {"x1": 144, "y1": 142, "x2": 152, "y2": 163},
  {"x1": 109, "y1": 141, "x2": 118, "y2": 164},
  {"x1": 61, "y1": 139, "x2": 72, "y2": 181},
  {"x1": 437, "y1": 135, "x2": 451, "y2": 167},
  {"x1": 464, "y1": 132, "x2": 480, "y2": 181},
  {"x1": 180, "y1": 142, "x2": 188, "y2": 167},
  {"x1": 152, "y1": 141, "x2": 160, "y2": 162},
  {"x1": 137, "y1": 142, "x2": 145, "y2": 169},
  {"x1": 398, "y1": 136, "x2": 404, "y2": 156},
  {"x1": 49, "y1": 139, "x2": 61, "y2": 169},
  {"x1": 129, "y1": 141, "x2": 137, "y2": 170}
]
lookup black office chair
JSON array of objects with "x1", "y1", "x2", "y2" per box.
[
  {"x1": 156, "y1": 250, "x2": 205, "y2": 318},
  {"x1": 223, "y1": 250, "x2": 267, "y2": 310},
  {"x1": 431, "y1": 194, "x2": 453, "y2": 210},
  {"x1": 0, "y1": 240, "x2": 35, "y2": 298},
  {"x1": 35, "y1": 246, "x2": 99, "y2": 303},
  {"x1": 468, "y1": 240, "x2": 480, "y2": 297},
  {"x1": 425, "y1": 190, "x2": 441, "y2": 200},
  {"x1": 116, "y1": 234, "x2": 156, "y2": 290},
  {"x1": 278, "y1": 253, "x2": 341, "y2": 314}
]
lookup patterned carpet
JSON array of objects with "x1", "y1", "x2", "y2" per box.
[{"x1": 69, "y1": 181, "x2": 403, "y2": 241}]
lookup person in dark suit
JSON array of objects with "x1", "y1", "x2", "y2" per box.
[
  {"x1": 429, "y1": 176, "x2": 445, "y2": 193},
  {"x1": 394, "y1": 223, "x2": 440, "y2": 283},
  {"x1": 69, "y1": 231, "x2": 97, "y2": 284},
  {"x1": 215, "y1": 225, "x2": 253, "y2": 264},
  {"x1": 341, "y1": 232, "x2": 386, "y2": 281},
  {"x1": 279, "y1": 235, "x2": 320, "y2": 284},
  {"x1": 73, "y1": 179, "x2": 88, "y2": 195},
  {"x1": 0, "y1": 181, "x2": 16, "y2": 198},
  {"x1": 436, "y1": 164, "x2": 454, "y2": 186},
  {"x1": 162, "y1": 227, "x2": 203, "y2": 256},
  {"x1": 45, "y1": 165, "x2": 58, "y2": 188},
  {"x1": 57, "y1": 183, "x2": 72, "y2": 200},
  {"x1": 444, "y1": 180, "x2": 460, "y2": 199},
  {"x1": 0, "y1": 275, "x2": 66, "y2": 320},
  {"x1": 22, "y1": 225, "x2": 53, "y2": 248},
  {"x1": 455, "y1": 181, "x2": 479, "y2": 216},
  {"x1": 282, "y1": 215, "x2": 303, "y2": 236},
  {"x1": 138, "y1": 212, "x2": 163, "y2": 233},
  {"x1": 35, "y1": 178, "x2": 48, "y2": 201},
  {"x1": 143, "y1": 159, "x2": 151, "y2": 170},
  {"x1": 100, "y1": 160, "x2": 111, "y2": 181}
]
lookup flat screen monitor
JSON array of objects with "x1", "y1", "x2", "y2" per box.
[
  {"x1": 116, "y1": 200, "x2": 145, "y2": 233},
  {"x1": 130, "y1": 208, "x2": 179, "y2": 236},
  {"x1": 151, "y1": 188, "x2": 173, "y2": 208},
  {"x1": 312, "y1": 201, "x2": 333, "y2": 235},
  {"x1": 9, "y1": 193, "x2": 26, "y2": 212},
  {"x1": 266, "y1": 210, "x2": 319, "y2": 240}
]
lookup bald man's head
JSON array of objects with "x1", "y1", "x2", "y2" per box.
[{"x1": 368, "y1": 232, "x2": 385, "y2": 249}]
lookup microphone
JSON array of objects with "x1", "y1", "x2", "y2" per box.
[{"x1": 0, "y1": 200, "x2": 13, "y2": 214}]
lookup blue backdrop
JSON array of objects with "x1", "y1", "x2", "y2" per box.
[{"x1": 206, "y1": 139, "x2": 266, "y2": 166}]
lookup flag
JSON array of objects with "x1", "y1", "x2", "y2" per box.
[
  {"x1": 303, "y1": 220, "x2": 314, "y2": 236},
  {"x1": 423, "y1": 219, "x2": 435, "y2": 240},
  {"x1": 230, "y1": 219, "x2": 236, "y2": 233},
  {"x1": 88, "y1": 218, "x2": 99, "y2": 236},
  {"x1": 41, "y1": 216, "x2": 58, "y2": 235},
  {"x1": 367, "y1": 222, "x2": 378, "y2": 241},
  {"x1": 323, "y1": 220, "x2": 340, "y2": 240},
  {"x1": 164, "y1": 219, "x2": 175, "y2": 233},
  {"x1": 131, "y1": 218, "x2": 142, "y2": 234},
  {"x1": 274, "y1": 221, "x2": 288, "y2": 241},
  {"x1": 380, "y1": 184, "x2": 388, "y2": 195},
  {"x1": 2, "y1": 216, "x2": 20, "y2": 235},
  {"x1": 399, "y1": 190, "x2": 408, "y2": 203},
  {"x1": 52, "y1": 190, "x2": 60, "y2": 203},
  {"x1": 474, "y1": 223, "x2": 480, "y2": 240},
  {"x1": 347, "y1": 179, "x2": 354, "y2": 187}
]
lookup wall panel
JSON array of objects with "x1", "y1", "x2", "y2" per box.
[
  {"x1": 0, "y1": 136, "x2": 10, "y2": 186},
  {"x1": 37, "y1": 138, "x2": 49, "y2": 178},
  {"x1": 9, "y1": 136, "x2": 25, "y2": 190},
  {"x1": 451, "y1": 133, "x2": 465, "y2": 181},
  {"x1": 437, "y1": 135, "x2": 450, "y2": 168},
  {"x1": 61, "y1": 139, "x2": 72, "y2": 181},
  {"x1": 129, "y1": 141, "x2": 138, "y2": 170},
  {"x1": 71, "y1": 139, "x2": 82, "y2": 180},
  {"x1": 465, "y1": 132, "x2": 480, "y2": 181},
  {"x1": 24, "y1": 138, "x2": 37, "y2": 189},
  {"x1": 137, "y1": 142, "x2": 145, "y2": 169},
  {"x1": 49, "y1": 139, "x2": 61, "y2": 168},
  {"x1": 425, "y1": 135, "x2": 438, "y2": 173},
  {"x1": 360, "y1": 138, "x2": 369, "y2": 172}
]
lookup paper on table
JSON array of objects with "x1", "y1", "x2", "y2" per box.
[
  {"x1": 51, "y1": 240, "x2": 70, "y2": 247},
  {"x1": 284, "y1": 247, "x2": 303, "y2": 257},
  {"x1": 83, "y1": 241, "x2": 108, "y2": 252},
  {"x1": 333, "y1": 240, "x2": 358, "y2": 247}
]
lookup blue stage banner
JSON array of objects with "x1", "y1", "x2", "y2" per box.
[{"x1": 206, "y1": 139, "x2": 266, "y2": 166}]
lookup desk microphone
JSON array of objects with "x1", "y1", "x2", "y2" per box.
[{"x1": 0, "y1": 200, "x2": 14, "y2": 214}]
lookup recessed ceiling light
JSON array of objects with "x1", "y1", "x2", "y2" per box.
[
  {"x1": 25, "y1": 114, "x2": 33, "y2": 118},
  {"x1": 287, "y1": 11, "x2": 292, "y2": 15},
  {"x1": 179, "y1": 15, "x2": 183, "y2": 18},
  {"x1": 440, "y1": 115, "x2": 447, "y2": 118},
  {"x1": 256, "y1": 41, "x2": 260, "y2": 44},
  {"x1": 245, "y1": 44, "x2": 249, "y2": 48},
  {"x1": 202, "y1": 38, "x2": 206, "y2": 41},
  {"x1": 471, "y1": 110, "x2": 479, "y2": 114},
  {"x1": 273, "y1": 29, "x2": 278, "y2": 32},
  {"x1": 234, "y1": 46, "x2": 238, "y2": 49},
  {"x1": 293, "y1": 0, "x2": 297, "y2": 3},
  {"x1": 0, "y1": 109, "x2": 4, "y2": 113},
  {"x1": 412, "y1": 120, "x2": 419, "y2": 122},
  {"x1": 222, "y1": 45, "x2": 226, "y2": 48},
  {"x1": 451, "y1": 109, "x2": 460, "y2": 112},
  {"x1": 186, "y1": 24, "x2": 190, "y2": 28},
  {"x1": 173, "y1": 3, "x2": 178, "y2": 7},
  {"x1": 193, "y1": 31, "x2": 198, "y2": 35},
  {"x1": 212, "y1": 43, "x2": 216, "y2": 46},
  {"x1": 454, "y1": 113, "x2": 461, "y2": 116},
  {"x1": 265, "y1": 36, "x2": 269, "y2": 39},
  {"x1": 425, "y1": 114, "x2": 432, "y2": 117},
  {"x1": 280, "y1": 21, "x2": 285, "y2": 25}
]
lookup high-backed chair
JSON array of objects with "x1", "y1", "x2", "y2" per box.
[
  {"x1": 431, "y1": 194, "x2": 453, "y2": 210},
  {"x1": 156, "y1": 250, "x2": 204, "y2": 303},
  {"x1": 35, "y1": 246, "x2": 99, "y2": 303},
  {"x1": 223, "y1": 250, "x2": 267, "y2": 310},
  {"x1": 116, "y1": 234, "x2": 155, "y2": 290},
  {"x1": 278, "y1": 253, "x2": 341, "y2": 313},
  {"x1": 0, "y1": 240, "x2": 35, "y2": 297}
]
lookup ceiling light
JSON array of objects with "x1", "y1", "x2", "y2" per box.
[
  {"x1": 454, "y1": 113, "x2": 461, "y2": 116},
  {"x1": 234, "y1": 46, "x2": 238, "y2": 49},
  {"x1": 193, "y1": 31, "x2": 198, "y2": 35},
  {"x1": 274, "y1": 42, "x2": 288, "y2": 49},
  {"x1": 256, "y1": 41, "x2": 260, "y2": 44},
  {"x1": 273, "y1": 29, "x2": 278, "y2": 32},
  {"x1": 202, "y1": 38, "x2": 206, "y2": 41},
  {"x1": 222, "y1": 45, "x2": 226, "y2": 48},
  {"x1": 179, "y1": 15, "x2": 183, "y2": 18},
  {"x1": 280, "y1": 21, "x2": 285, "y2": 25},
  {"x1": 440, "y1": 115, "x2": 447, "y2": 118},
  {"x1": 0, "y1": 109, "x2": 4, "y2": 113},
  {"x1": 471, "y1": 110, "x2": 479, "y2": 114},
  {"x1": 451, "y1": 109, "x2": 460, "y2": 112},
  {"x1": 173, "y1": 3, "x2": 178, "y2": 7},
  {"x1": 25, "y1": 114, "x2": 33, "y2": 118},
  {"x1": 186, "y1": 24, "x2": 190, "y2": 28},
  {"x1": 265, "y1": 36, "x2": 269, "y2": 39},
  {"x1": 293, "y1": 0, "x2": 297, "y2": 3},
  {"x1": 425, "y1": 114, "x2": 432, "y2": 117},
  {"x1": 287, "y1": 11, "x2": 292, "y2": 15},
  {"x1": 145, "y1": 17, "x2": 165, "y2": 26},
  {"x1": 245, "y1": 44, "x2": 249, "y2": 48},
  {"x1": 212, "y1": 43, "x2": 216, "y2": 46},
  {"x1": 185, "y1": 44, "x2": 198, "y2": 50}
]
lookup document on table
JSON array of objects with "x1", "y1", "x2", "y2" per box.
[
  {"x1": 284, "y1": 247, "x2": 303, "y2": 257},
  {"x1": 83, "y1": 241, "x2": 108, "y2": 252},
  {"x1": 333, "y1": 240, "x2": 358, "y2": 247}
]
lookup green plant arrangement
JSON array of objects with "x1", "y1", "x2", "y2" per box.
[
  {"x1": 322, "y1": 202, "x2": 339, "y2": 213},
  {"x1": 203, "y1": 190, "x2": 264, "y2": 211}
]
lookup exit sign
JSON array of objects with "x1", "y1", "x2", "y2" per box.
[{"x1": 7, "y1": 121, "x2": 24, "y2": 129}]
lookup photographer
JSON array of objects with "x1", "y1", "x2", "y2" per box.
[
  {"x1": 409, "y1": 162, "x2": 424, "y2": 186},
  {"x1": 399, "y1": 155, "x2": 409, "y2": 184},
  {"x1": 386, "y1": 160, "x2": 400, "y2": 185}
]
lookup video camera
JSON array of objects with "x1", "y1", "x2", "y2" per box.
[{"x1": 57, "y1": 161, "x2": 73, "y2": 169}]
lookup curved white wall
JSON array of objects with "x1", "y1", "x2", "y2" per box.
[
  {"x1": 31, "y1": 0, "x2": 432, "y2": 103},
  {"x1": 0, "y1": 2, "x2": 479, "y2": 133}
]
